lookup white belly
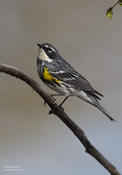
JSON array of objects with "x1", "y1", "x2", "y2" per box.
[
  {"x1": 46, "y1": 81, "x2": 93, "y2": 104},
  {"x1": 46, "y1": 81, "x2": 71, "y2": 96}
]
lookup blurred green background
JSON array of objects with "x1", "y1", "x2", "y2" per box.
[{"x1": 0, "y1": 0, "x2": 122, "y2": 174}]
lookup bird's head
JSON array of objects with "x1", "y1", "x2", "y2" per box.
[{"x1": 37, "y1": 43, "x2": 60, "y2": 63}]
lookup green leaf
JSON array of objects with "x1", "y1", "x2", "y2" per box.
[{"x1": 106, "y1": 8, "x2": 113, "y2": 19}]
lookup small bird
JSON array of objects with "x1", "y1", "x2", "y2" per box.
[{"x1": 37, "y1": 43, "x2": 115, "y2": 121}]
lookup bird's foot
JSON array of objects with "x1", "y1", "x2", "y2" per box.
[
  {"x1": 59, "y1": 105, "x2": 64, "y2": 112},
  {"x1": 49, "y1": 109, "x2": 53, "y2": 115},
  {"x1": 44, "y1": 94, "x2": 56, "y2": 106},
  {"x1": 44, "y1": 99, "x2": 47, "y2": 106},
  {"x1": 48, "y1": 104, "x2": 64, "y2": 115}
]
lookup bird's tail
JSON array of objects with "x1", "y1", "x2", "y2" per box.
[
  {"x1": 78, "y1": 91, "x2": 116, "y2": 121},
  {"x1": 88, "y1": 95, "x2": 116, "y2": 121},
  {"x1": 94, "y1": 101, "x2": 115, "y2": 121}
]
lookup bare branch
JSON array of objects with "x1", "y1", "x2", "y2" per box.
[{"x1": 0, "y1": 63, "x2": 120, "y2": 175}]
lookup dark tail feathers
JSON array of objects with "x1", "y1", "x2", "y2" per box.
[{"x1": 94, "y1": 101, "x2": 116, "y2": 121}]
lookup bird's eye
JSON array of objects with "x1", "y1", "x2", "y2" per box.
[{"x1": 47, "y1": 48, "x2": 53, "y2": 53}]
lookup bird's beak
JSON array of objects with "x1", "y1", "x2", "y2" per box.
[{"x1": 37, "y1": 43, "x2": 41, "y2": 48}]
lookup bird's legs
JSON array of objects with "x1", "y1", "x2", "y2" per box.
[
  {"x1": 51, "y1": 94, "x2": 70, "y2": 106},
  {"x1": 44, "y1": 93, "x2": 70, "y2": 114},
  {"x1": 48, "y1": 95, "x2": 70, "y2": 115},
  {"x1": 59, "y1": 96, "x2": 69, "y2": 106},
  {"x1": 48, "y1": 94, "x2": 70, "y2": 115}
]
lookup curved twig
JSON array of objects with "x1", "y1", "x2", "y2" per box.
[{"x1": 0, "y1": 63, "x2": 120, "y2": 175}]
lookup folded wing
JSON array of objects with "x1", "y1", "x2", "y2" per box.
[{"x1": 48, "y1": 60, "x2": 103, "y2": 100}]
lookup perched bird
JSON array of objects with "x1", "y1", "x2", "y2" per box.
[{"x1": 37, "y1": 43, "x2": 115, "y2": 121}]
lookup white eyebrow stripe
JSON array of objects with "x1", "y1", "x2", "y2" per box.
[{"x1": 44, "y1": 45, "x2": 56, "y2": 52}]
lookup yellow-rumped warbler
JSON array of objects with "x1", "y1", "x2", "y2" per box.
[{"x1": 37, "y1": 43, "x2": 115, "y2": 121}]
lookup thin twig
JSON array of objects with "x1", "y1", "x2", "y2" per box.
[
  {"x1": 0, "y1": 63, "x2": 120, "y2": 175},
  {"x1": 111, "y1": 1, "x2": 120, "y2": 9}
]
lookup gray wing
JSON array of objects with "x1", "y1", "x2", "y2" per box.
[{"x1": 48, "y1": 59, "x2": 103, "y2": 99}]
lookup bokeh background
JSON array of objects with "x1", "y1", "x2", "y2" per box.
[{"x1": 0, "y1": 0, "x2": 122, "y2": 174}]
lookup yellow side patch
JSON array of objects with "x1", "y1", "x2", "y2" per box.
[{"x1": 43, "y1": 68, "x2": 60, "y2": 84}]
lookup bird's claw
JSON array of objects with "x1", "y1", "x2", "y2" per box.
[
  {"x1": 59, "y1": 105, "x2": 64, "y2": 112},
  {"x1": 44, "y1": 99, "x2": 47, "y2": 106},
  {"x1": 48, "y1": 104, "x2": 64, "y2": 115},
  {"x1": 49, "y1": 109, "x2": 53, "y2": 114}
]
